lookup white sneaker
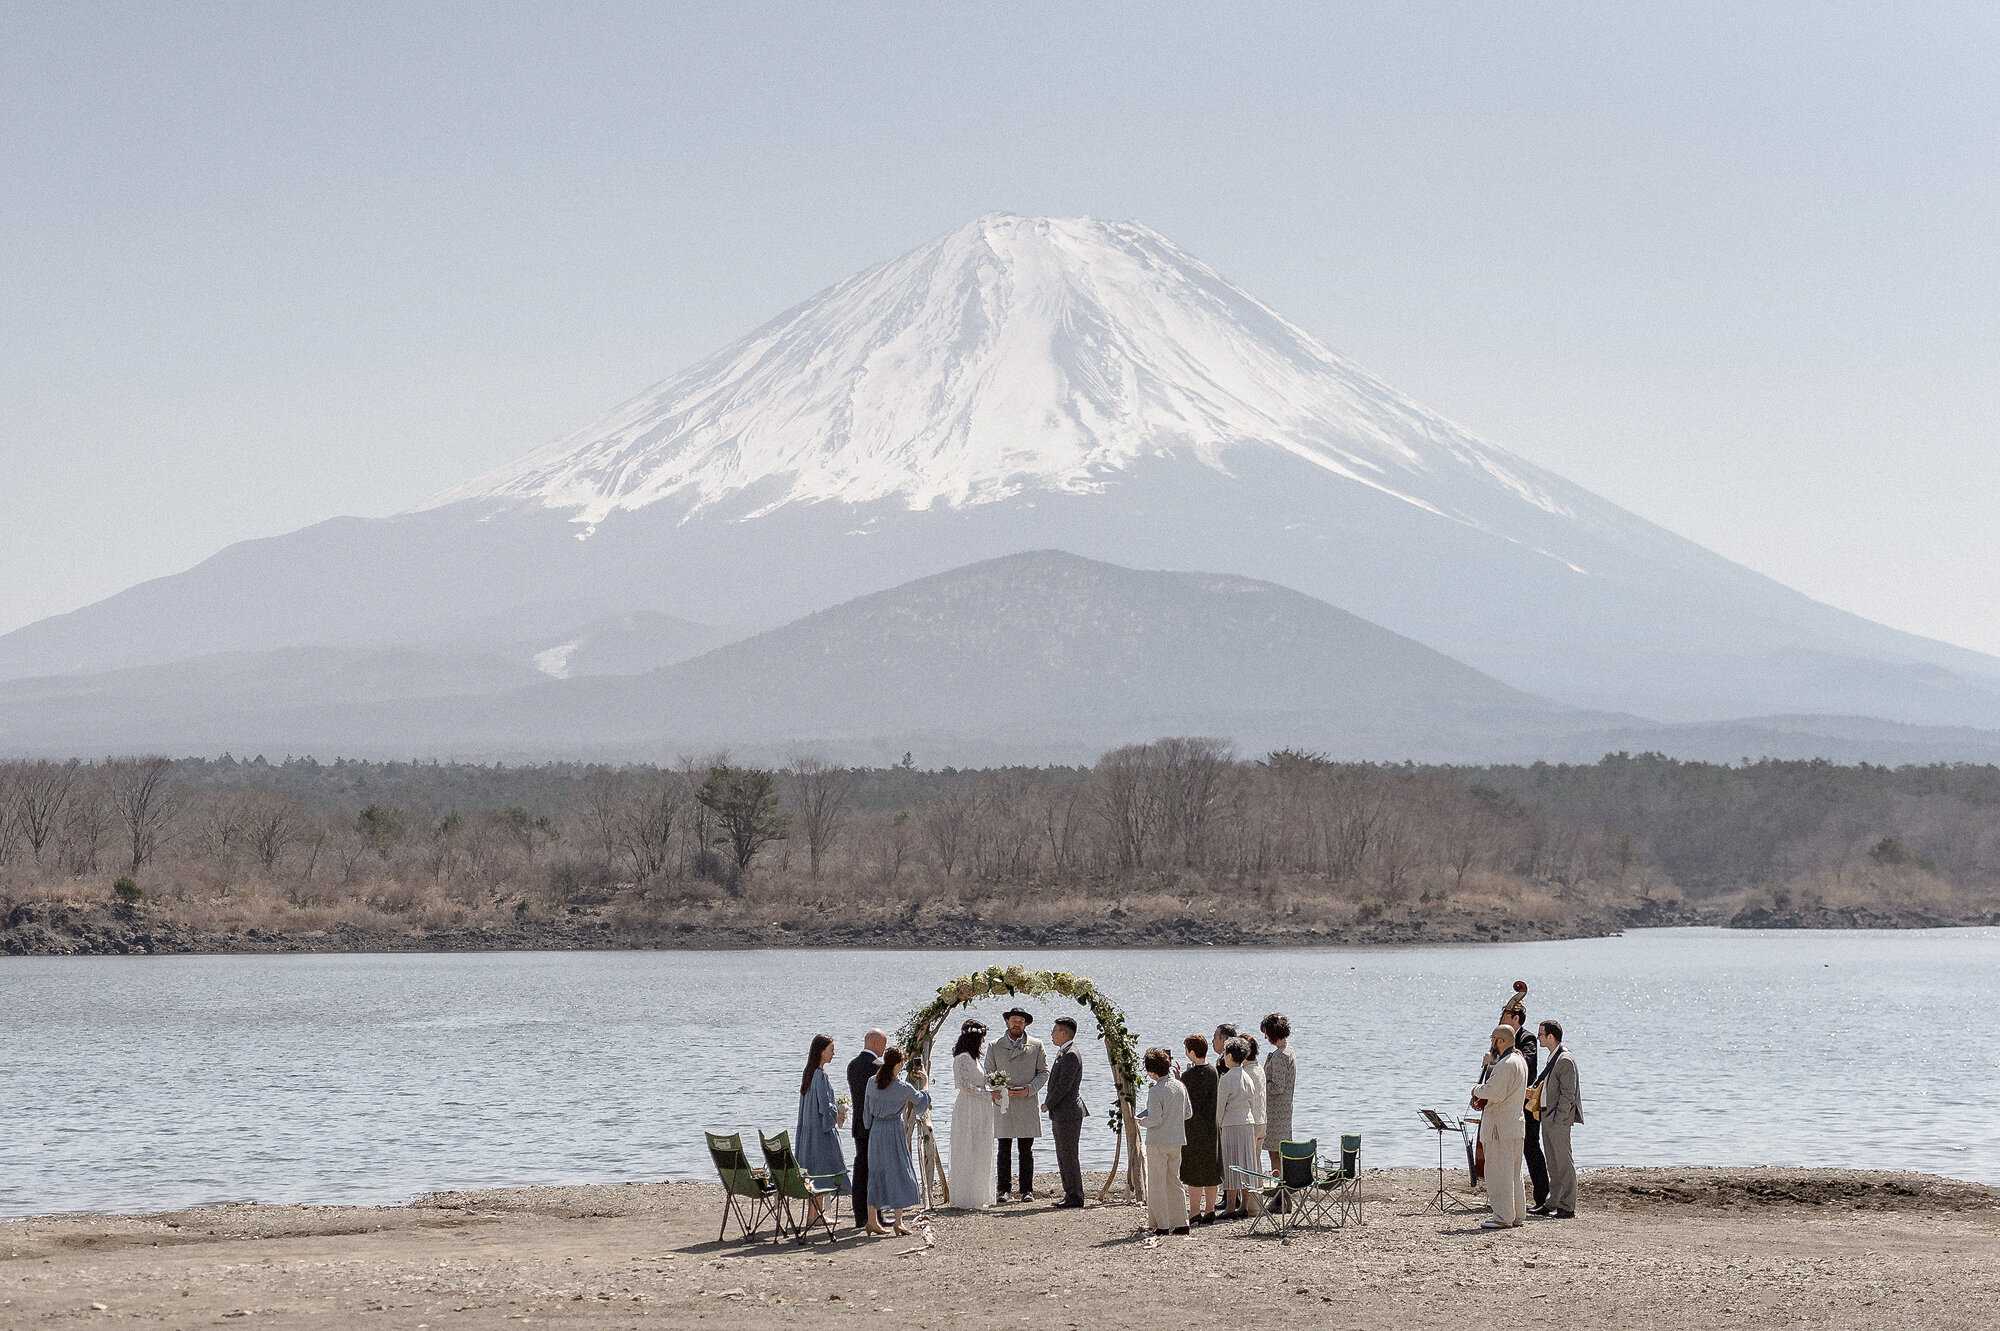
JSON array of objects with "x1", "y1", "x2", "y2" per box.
[{"x1": 1479, "y1": 1217, "x2": 1507, "y2": 1229}]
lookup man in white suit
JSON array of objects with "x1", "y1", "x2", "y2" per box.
[{"x1": 1470, "y1": 1024, "x2": 1528, "y2": 1229}]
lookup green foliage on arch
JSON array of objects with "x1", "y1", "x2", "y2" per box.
[{"x1": 895, "y1": 963, "x2": 1142, "y2": 1123}]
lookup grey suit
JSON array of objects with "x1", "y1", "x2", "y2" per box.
[
  {"x1": 1043, "y1": 1041, "x2": 1089, "y2": 1204},
  {"x1": 1538, "y1": 1045, "x2": 1583, "y2": 1214}
]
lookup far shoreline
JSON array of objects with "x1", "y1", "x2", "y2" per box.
[{"x1": 5, "y1": 897, "x2": 1997, "y2": 959}]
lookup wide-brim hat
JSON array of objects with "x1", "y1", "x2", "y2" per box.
[{"x1": 1001, "y1": 1007, "x2": 1035, "y2": 1024}]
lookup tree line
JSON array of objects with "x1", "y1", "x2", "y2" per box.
[{"x1": 3, "y1": 748, "x2": 1997, "y2": 921}]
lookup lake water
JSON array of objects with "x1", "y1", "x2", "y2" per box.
[{"x1": 2, "y1": 928, "x2": 1996, "y2": 1218}]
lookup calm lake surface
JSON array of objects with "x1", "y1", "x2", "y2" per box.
[{"x1": 3, "y1": 928, "x2": 1996, "y2": 1217}]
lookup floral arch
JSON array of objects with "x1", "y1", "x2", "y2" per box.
[{"x1": 896, "y1": 963, "x2": 1146, "y2": 1201}]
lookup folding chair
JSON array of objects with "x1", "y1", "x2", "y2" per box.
[
  {"x1": 1312, "y1": 1133, "x2": 1363, "y2": 1226},
  {"x1": 1242, "y1": 1139, "x2": 1321, "y2": 1235},
  {"x1": 707, "y1": 1131, "x2": 779, "y2": 1242},
  {"x1": 758, "y1": 1128, "x2": 847, "y2": 1243}
]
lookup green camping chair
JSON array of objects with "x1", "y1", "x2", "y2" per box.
[
  {"x1": 1311, "y1": 1133, "x2": 1363, "y2": 1227},
  {"x1": 1241, "y1": 1138, "x2": 1321, "y2": 1236},
  {"x1": 706, "y1": 1131, "x2": 779, "y2": 1242},
  {"x1": 758, "y1": 1128, "x2": 848, "y2": 1243}
]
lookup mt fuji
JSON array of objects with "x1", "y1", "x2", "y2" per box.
[{"x1": 7, "y1": 212, "x2": 2000, "y2": 751}]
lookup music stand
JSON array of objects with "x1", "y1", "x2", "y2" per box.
[{"x1": 1417, "y1": 1109, "x2": 1477, "y2": 1215}]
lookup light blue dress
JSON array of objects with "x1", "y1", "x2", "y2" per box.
[
  {"x1": 864, "y1": 1077, "x2": 932, "y2": 1210},
  {"x1": 795, "y1": 1067, "x2": 848, "y2": 1192}
]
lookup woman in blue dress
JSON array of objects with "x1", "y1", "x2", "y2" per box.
[
  {"x1": 795, "y1": 1033, "x2": 848, "y2": 1226},
  {"x1": 863, "y1": 1045, "x2": 932, "y2": 1235}
]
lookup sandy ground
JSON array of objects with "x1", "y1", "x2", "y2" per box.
[{"x1": 4, "y1": 1168, "x2": 1997, "y2": 1329}]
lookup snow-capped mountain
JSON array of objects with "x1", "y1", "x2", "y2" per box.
[
  {"x1": 422, "y1": 213, "x2": 1601, "y2": 543},
  {"x1": 5, "y1": 212, "x2": 2000, "y2": 745}
]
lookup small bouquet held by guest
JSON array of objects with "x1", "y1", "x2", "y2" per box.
[{"x1": 834, "y1": 1094, "x2": 851, "y2": 1126}]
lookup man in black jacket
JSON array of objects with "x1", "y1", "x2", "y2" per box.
[
  {"x1": 846, "y1": 1029, "x2": 887, "y2": 1230},
  {"x1": 1042, "y1": 1016, "x2": 1090, "y2": 1208},
  {"x1": 1501, "y1": 1008, "x2": 1550, "y2": 1213}
]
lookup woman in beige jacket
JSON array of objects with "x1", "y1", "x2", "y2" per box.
[{"x1": 1215, "y1": 1038, "x2": 1259, "y2": 1219}]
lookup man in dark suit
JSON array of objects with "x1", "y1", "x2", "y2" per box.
[
  {"x1": 846, "y1": 1028, "x2": 886, "y2": 1231},
  {"x1": 1042, "y1": 1016, "x2": 1089, "y2": 1208},
  {"x1": 1501, "y1": 1007, "x2": 1550, "y2": 1213}
]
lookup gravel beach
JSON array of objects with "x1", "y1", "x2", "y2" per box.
[{"x1": 4, "y1": 1167, "x2": 1997, "y2": 1329}]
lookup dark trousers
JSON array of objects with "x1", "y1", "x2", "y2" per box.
[
  {"x1": 851, "y1": 1128, "x2": 871, "y2": 1225},
  {"x1": 1052, "y1": 1116, "x2": 1085, "y2": 1203},
  {"x1": 997, "y1": 1137, "x2": 1035, "y2": 1196},
  {"x1": 1523, "y1": 1114, "x2": 1550, "y2": 1208}
]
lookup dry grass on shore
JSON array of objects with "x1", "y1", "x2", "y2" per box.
[{"x1": 2, "y1": 859, "x2": 1652, "y2": 952}]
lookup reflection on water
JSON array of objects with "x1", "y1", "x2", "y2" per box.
[{"x1": 2, "y1": 928, "x2": 1995, "y2": 1217}]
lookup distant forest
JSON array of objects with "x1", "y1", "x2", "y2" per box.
[{"x1": 4, "y1": 746, "x2": 1996, "y2": 946}]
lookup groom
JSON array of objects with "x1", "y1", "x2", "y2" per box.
[
  {"x1": 1043, "y1": 1016, "x2": 1089, "y2": 1208},
  {"x1": 985, "y1": 1007, "x2": 1048, "y2": 1201}
]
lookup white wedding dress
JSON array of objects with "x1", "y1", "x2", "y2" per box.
[{"x1": 948, "y1": 1051, "x2": 999, "y2": 1209}]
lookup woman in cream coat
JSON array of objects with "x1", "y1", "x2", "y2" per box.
[
  {"x1": 1215, "y1": 1038, "x2": 1259, "y2": 1219},
  {"x1": 1136, "y1": 1047, "x2": 1194, "y2": 1234}
]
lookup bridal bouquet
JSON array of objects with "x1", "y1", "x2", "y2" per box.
[{"x1": 986, "y1": 1070, "x2": 1009, "y2": 1089}]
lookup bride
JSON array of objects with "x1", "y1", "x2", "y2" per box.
[{"x1": 947, "y1": 1019, "x2": 1001, "y2": 1209}]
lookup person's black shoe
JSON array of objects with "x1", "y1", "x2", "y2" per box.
[
  {"x1": 1051, "y1": 1197, "x2": 1085, "y2": 1209},
  {"x1": 1553, "y1": 1209, "x2": 1575, "y2": 1219},
  {"x1": 1527, "y1": 1205, "x2": 1553, "y2": 1216},
  {"x1": 1153, "y1": 1227, "x2": 1169, "y2": 1235},
  {"x1": 1170, "y1": 1225, "x2": 1190, "y2": 1235}
]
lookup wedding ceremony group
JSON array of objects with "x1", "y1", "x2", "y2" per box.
[{"x1": 746, "y1": 974, "x2": 1585, "y2": 1242}]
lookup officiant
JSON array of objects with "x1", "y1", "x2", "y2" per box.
[{"x1": 983, "y1": 1006, "x2": 1048, "y2": 1202}]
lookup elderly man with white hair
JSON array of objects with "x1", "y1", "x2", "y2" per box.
[
  {"x1": 845, "y1": 1028, "x2": 888, "y2": 1231},
  {"x1": 1471, "y1": 1023, "x2": 1529, "y2": 1229}
]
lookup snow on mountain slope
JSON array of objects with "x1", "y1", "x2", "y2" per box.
[
  {"x1": 7, "y1": 213, "x2": 2000, "y2": 744},
  {"x1": 418, "y1": 214, "x2": 1632, "y2": 566}
]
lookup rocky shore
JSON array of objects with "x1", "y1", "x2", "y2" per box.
[
  {"x1": 4, "y1": 892, "x2": 1992, "y2": 957},
  {"x1": 3, "y1": 1167, "x2": 1995, "y2": 1328}
]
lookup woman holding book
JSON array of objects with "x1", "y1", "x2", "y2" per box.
[{"x1": 794, "y1": 1033, "x2": 848, "y2": 1226}]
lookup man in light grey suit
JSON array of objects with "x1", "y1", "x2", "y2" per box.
[
  {"x1": 985, "y1": 1007, "x2": 1048, "y2": 1201},
  {"x1": 1534, "y1": 1019, "x2": 1584, "y2": 1219}
]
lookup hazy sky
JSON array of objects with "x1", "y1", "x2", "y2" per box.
[{"x1": 4, "y1": 3, "x2": 1996, "y2": 650}]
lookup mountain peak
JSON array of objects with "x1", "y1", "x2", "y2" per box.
[{"x1": 415, "y1": 213, "x2": 1578, "y2": 530}]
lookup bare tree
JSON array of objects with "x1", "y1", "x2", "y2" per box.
[
  {"x1": 1093, "y1": 744, "x2": 1162, "y2": 871},
  {"x1": 10, "y1": 758, "x2": 79, "y2": 864},
  {"x1": 59, "y1": 776, "x2": 112, "y2": 875},
  {"x1": 782, "y1": 756, "x2": 853, "y2": 880},
  {"x1": 188, "y1": 791, "x2": 245, "y2": 865},
  {"x1": 919, "y1": 788, "x2": 973, "y2": 876},
  {"x1": 619, "y1": 773, "x2": 683, "y2": 880},
  {"x1": 241, "y1": 791, "x2": 311, "y2": 872},
  {"x1": 105, "y1": 756, "x2": 182, "y2": 874},
  {"x1": 1155, "y1": 736, "x2": 1236, "y2": 868},
  {"x1": 1039, "y1": 782, "x2": 1087, "y2": 879}
]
